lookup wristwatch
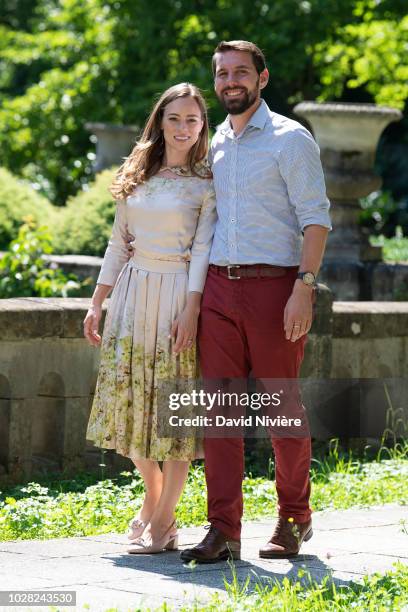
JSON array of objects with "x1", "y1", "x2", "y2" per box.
[{"x1": 297, "y1": 271, "x2": 316, "y2": 287}]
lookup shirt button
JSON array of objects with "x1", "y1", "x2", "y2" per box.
[{"x1": 230, "y1": 218, "x2": 236, "y2": 223}]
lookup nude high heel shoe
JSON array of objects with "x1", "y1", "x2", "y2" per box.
[{"x1": 127, "y1": 521, "x2": 178, "y2": 554}]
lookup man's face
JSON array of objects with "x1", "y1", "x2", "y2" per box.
[{"x1": 214, "y1": 50, "x2": 266, "y2": 115}]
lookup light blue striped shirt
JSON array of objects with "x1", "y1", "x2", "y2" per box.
[{"x1": 209, "y1": 99, "x2": 332, "y2": 266}]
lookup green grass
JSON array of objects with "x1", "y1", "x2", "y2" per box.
[
  {"x1": 0, "y1": 442, "x2": 407, "y2": 541},
  {"x1": 370, "y1": 234, "x2": 408, "y2": 262},
  {"x1": 1, "y1": 444, "x2": 407, "y2": 612},
  {"x1": 96, "y1": 563, "x2": 408, "y2": 611},
  {"x1": 172, "y1": 563, "x2": 408, "y2": 612}
]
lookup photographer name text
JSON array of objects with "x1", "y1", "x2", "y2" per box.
[{"x1": 168, "y1": 415, "x2": 302, "y2": 427}]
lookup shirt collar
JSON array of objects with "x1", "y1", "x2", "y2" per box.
[
  {"x1": 247, "y1": 98, "x2": 270, "y2": 129},
  {"x1": 218, "y1": 98, "x2": 270, "y2": 136}
]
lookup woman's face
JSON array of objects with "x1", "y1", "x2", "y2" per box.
[{"x1": 161, "y1": 96, "x2": 204, "y2": 158}]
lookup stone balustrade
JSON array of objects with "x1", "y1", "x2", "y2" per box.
[
  {"x1": 0, "y1": 289, "x2": 407, "y2": 484},
  {"x1": 35, "y1": 253, "x2": 408, "y2": 301}
]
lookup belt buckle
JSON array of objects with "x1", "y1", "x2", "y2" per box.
[{"x1": 227, "y1": 265, "x2": 241, "y2": 280}]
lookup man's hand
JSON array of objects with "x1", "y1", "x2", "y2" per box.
[
  {"x1": 126, "y1": 230, "x2": 135, "y2": 258},
  {"x1": 285, "y1": 223, "x2": 327, "y2": 342},
  {"x1": 284, "y1": 280, "x2": 314, "y2": 342}
]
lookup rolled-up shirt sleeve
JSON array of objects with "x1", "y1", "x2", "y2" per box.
[
  {"x1": 278, "y1": 128, "x2": 332, "y2": 232},
  {"x1": 188, "y1": 184, "x2": 217, "y2": 293},
  {"x1": 97, "y1": 199, "x2": 130, "y2": 287}
]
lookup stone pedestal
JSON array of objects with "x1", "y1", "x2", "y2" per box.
[
  {"x1": 85, "y1": 122, "x2": 139, "y2": 172},
  {"x1": 294, "y1": 102, "x2": 402, "y2": 299}
]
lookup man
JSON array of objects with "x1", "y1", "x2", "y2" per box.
[{"x1": 180, "y1": 40, "x2": 331, "y2": 564}]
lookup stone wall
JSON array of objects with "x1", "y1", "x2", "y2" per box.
[
  {"x1": 0, "y1": 298, "x2": 103, "y2": 483},
  {"x1": 331, "y1": 301, "x2": 408, "y2": 378},
  {"x1": 316, "y1": 300, "x2": 407, "y2": 443},
  {"x1": 0, "y1": 290, "x2": 407, "y2": 484},
  {"x1": 319, "y1": 260, "x2": 408, "y2": 301},
  {"x1": 37, "y1": 254, "x2": 408, "y2": 301}
]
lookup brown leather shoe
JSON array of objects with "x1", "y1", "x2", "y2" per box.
[
  {"x1": 180, "y1": 525, "x2": 241, "y2": 564},
  {"x1": 259, "y1": 517, "x2": 313, "y2": 559}
]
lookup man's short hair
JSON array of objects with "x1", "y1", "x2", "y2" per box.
[{"x1": 212, "y1": 40, "x2": 266, "y2": 75}]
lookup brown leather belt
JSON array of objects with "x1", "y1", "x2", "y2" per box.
[{"x1": 209, "y1": 264, "x2": 296, "y2": 280}]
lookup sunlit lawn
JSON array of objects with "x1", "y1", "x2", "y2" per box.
[
  {"x1": 162, "y1": 563, "x2": 408, "y2": 612},
  {"x1": 0, "y1": 443, "x2": 406, "y2": 541},
  {"x1": 0, "y1": 444, "x2": 407, "y2": 612}
]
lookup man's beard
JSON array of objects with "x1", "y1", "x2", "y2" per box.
[{"x1": 218, "y1": 80, "x2": 259, "y2": 115}]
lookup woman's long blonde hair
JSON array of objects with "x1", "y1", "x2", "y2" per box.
[{"x1": 110, "y1": 83, "x2": 210, "y2": 200}]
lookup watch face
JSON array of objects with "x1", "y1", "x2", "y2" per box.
[{"x1": 303, "y1": 272, "x2": 315, "y2": 285}]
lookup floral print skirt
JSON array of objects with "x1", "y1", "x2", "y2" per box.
[{"x1": 86, "y1": 257, "x2": 203, "y2": 461}]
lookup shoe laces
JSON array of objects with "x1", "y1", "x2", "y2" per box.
[
  {"x1": 273, "y1": 517, "x2": 296, "y2": 545},
  {"x1": 273, "y1": 517, "x2": 285, "y2": 534},
  {"x1": 202, "y1": 524, "x2": 216, "y2": 543}
]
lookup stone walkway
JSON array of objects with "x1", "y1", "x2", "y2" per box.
[{"x1": 1, "y1": 505, "x2": 407, "y2": 611}]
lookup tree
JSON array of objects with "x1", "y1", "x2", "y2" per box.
[
  {"x1": 0, "y1": 0, "x2": 406, "y2": 205},
  {"x1": 315, "y1": 1, "x2": 408, "y2": 109},
  {"x1": 0, "y1": 0, "x2": 120, "y2": 203}
]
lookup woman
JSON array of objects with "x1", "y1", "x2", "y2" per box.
[{"x1": 84, "y1": 83, "x2": 216, "y2": 554}]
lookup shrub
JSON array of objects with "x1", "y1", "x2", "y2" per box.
[
  {"x1": 51, "y1": 168, "x2": 117, "y2": 257},
  {"x1": 0, "y1": 216, "x2": 91, "y2": 298},
  {"x1": 0, "y1": 167, "x2": 56, "y2": 250},
  {"x1": 360, "y1": 190, "x2": 408, "y2": 237}
]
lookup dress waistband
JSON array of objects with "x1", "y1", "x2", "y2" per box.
[{"x1": 128, "y1": 254, "x2": 188, "y2": 274}]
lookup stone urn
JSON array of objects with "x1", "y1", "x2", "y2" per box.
[
  {"x1": 294, "y1": 102, "x2": 402, "y2": 298},
  {"x1": 85, "y1": 122, "x2": 140, "y2": 172}
]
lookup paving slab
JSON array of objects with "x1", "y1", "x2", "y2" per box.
[{"x1": 0, "y1": 504, "x2": 406, "y2": 611}]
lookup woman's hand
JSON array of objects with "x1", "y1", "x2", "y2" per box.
[
  {"x1": 171, "y1": 297, "x2": 201, "y2": 355},
  {"x1": 83, "y1": 305, "x2": 103, "y2": 346}
]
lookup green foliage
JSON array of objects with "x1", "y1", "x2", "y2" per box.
[
  {"x1": 361, "y1": 188, "x2": 408, "y2": 262},
  {"x1": 360, "y1": 190, "x2": 400, "y2": 234},
  {"x1": 0, "y1": 1, "x2": 40, "y2": 31},
  {"x1": 316, "y1": 3, "x2": 408, "y2": 110},
  {"x1": 51, "y1": 168, "x2": 116, "y2": 256},
  {"x1": 0, "y1": 0, "x2": 119, "y2": 203},
  {"x1": 360, "y1": 189, "x2": 408, "y2": 237},
  {"x1": 0, "y1": 216, "x2": 90, "y2": 297},
  {"x1": 177, "y1": 563, "x2": 408, "y2": 611},
  {"x1": 0, "y1": 449, "x2": 407, "y2": 541},
  {"x1": 0, "y1": 167, "x2": 56, "y2": 250},
  {"x1": 0, "y1": 455, "x2": 407, "y2": 609},
  {"x1": 0, "y1": 0, "x2": 407, "y2": 206},
  {"x1": 370, "y1": 230, "x2": 408, "y2": 263}
]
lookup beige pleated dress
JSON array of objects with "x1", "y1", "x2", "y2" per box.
[{"x1": 86, "y1": 167, "x2": 216, "y2": 461}]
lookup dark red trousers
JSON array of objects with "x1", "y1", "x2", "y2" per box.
[{"x1": 198, "y1": 266, "x2": 312, "y2": 540}]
